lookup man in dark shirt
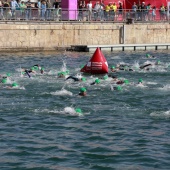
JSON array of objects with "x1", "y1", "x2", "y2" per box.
[
  {"x1": 53, "y1": 0, "x2": 60, "y2": 20},
  {"x1": 53, "y1": 0, "x2": 59, "y2": 9}
]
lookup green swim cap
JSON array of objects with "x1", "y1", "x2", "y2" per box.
[
  {"x1": 111, "y1": 66, "x2": 115, "y2": 69},
  {"x1": 95, "y1": 78, "x2": 100, "y2": 84},
  {"x1": 2, "y1": 78, "x2": 7, "y2": 83},
  {"x1": 124, "y1": 79, "x2": 129, "y2": 84},
  {"x1": 157, "y1": 60, "x2": 161, "y2": 65},
  {"x1": 12, "y1": 82, "x2": 18, "y2": 87},
  {"x1": 116, "y1": 86, "x2": 122, "y2": 91},
  {"x1": 138, "y1": 78, "x2": 143, "y2": 83},
  {"x1": 81, "y1": 77, "x2": 86, "y2": 82},
  {"x1": 6, "y1": 73, "x2": 11, "y2": 77},
  {"x1": 80, "y1": 87, "x2": 86, "y2": 92},
  {"x1": 103, "y1": 75, "x2": 108, "y2": 80},
  {"x1": 75, "y1": 108, "x2": 82, "y2": 113},
  {"x1": 34, "y1": 66, "x2": 39, "y2": 70},
  {"x1": 65, "y1": 70, "x2": 69, "y2": 74},
  {"x1": 31, "y1": 67, "x2": 35, "y2": 71},
  {"x1": 41, "y1": 67, "x2": 44, "y2": 71},
  {"x1": 146, "y1": 54, "x2": 150, "y2": 58},
  {"x1": 58, "y1": 72, "x2": 66, "y2": 76}
]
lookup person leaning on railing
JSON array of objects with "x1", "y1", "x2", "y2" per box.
[
  {"x1": 86, "y1": 1, "x2": 92, "y2": 21},
  {"x1": 53, "y1": 0, "x2": 60, "y2": 20},
  {"x1": 46, "y1": 0, "x2": 52, "y2": 20},
  {"x1": 26, "y1": 0, "x2": 32, "y2": 20},
  {"x1": 3, "y1": 0, "x2": 10, "y2": 19},
  {"x1": 19, "y1": 1, "x2": 27, "y2": 19},
  {"x1": 132, "y1": 2, "x2": 138, "y2": 20},
  {"x1": 105, "y1": 3, "x2": 110, "y2": 21}
]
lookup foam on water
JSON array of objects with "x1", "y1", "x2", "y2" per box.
[
  {"x1": 51, "y1": 89, "x2": 73, "y2": 96},
  {"x1": 158, "y1": 84, "x2": 170, "y2": 91},
  {"x1": 150, "y1": 110, "x2": 170, "y2": 119}
]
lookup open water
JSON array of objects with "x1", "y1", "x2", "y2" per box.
[{"x1": 0, "y1": 50, "x2": 170, "y2": 170}]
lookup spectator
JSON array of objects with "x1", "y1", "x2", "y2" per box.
[
  {"x1": 105, "y1": 3, "x2": 110, "y2": 20},
  {"x1": 19, "y1": 1, "x2": 26, "y2": 19},
  {"x1": 26, "y1": 0, "x2": 32, "y2": 20},
  {"x1": 53, "y1": 0, "x2": 60, "y2": 20},
  {"x1": 11, "y1": 0, "x2": 19, "y2": 18},
  {"x1": 37, "y1": 0, "x2": 41, "y2": 19},
  {"x1": 141, "y1": 2, "x2": 146, "y2": 21},
  {"x1": 78, "y1": 1, "x2": 83, "y2": 21},
  {"x1": 152, "y1": 6, "x2": 156, "y2": 21},
  {"x1": 132, "y1": 2, "x2": 138, "y2": 20},
  {"x1": 118, "y1": 2, "x2": 123, "y2": 20},
  {"x1": 0, "y1": 0, "x2": 3, "y2": 19},
  {"x1": 41, "y1": 0, "x2": 46, "y2": 20},
  {"x1": 110, "y1": 3, "x2": 117, "y2": 21},
  {"x1": 160, "y1": 4, "x2": 165, "y2": 20},
  {"x1": 3, "y1": 0, "x2": 11, "y2": 19},
  {"x1": 145, "y1": 3, "x2": 151, "y2": 21},
  {"x1": 93, "y1": 2, "x2": 100, "y2": 21},
  {"x1": 46, "y1": 0, "x2": 52, "y2": 20},
  {"x1": 86, "y1": 1, "x2": 92, "y2": 21}
]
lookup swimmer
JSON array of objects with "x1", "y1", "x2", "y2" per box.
[
  {"x1": 66, "y1": 76, "x2": 86, "y2": 82},
  {"x1": 138, "y1": 78, "x2": 143, "y2": 84},
  {"x1": 58, "y1": 70, "x2": 69, "y2": 78},
  {"x1": 58, "y1": 72, "x2": 67, "y2": 78},
  {"x1": 40, "y1": 67, "x2": 45, "y2": 74},
  {"x1": 111, "y1": 85, "x2": 122, "y2": 91},
  {"x1": 116, "y1": 79, "x2": 129, "y2": 85},
  {"x1": 79, "y1": 87, "x2": 87, "y2": 96},
  {"x1": 90, "y1": 78, "x2": 100, "y2": 85},
  {"x1": 110, "y1": 66, "x2": 117, "y2": 72},
  {"x1": 22, "y1": 69, "x2": 36, "y2": 78},
  {"x1": 33, "y1": 64, "x2": 41, "y2": 70},
  {"x1": 146, "y1": 54, "x2": 155, "y2": 58},
  {"x1": 116, "y1": 64, "x2": 134, "y2": 71},
  {"x1": 1, "y1": 77, "x2": 8, "y2": 83},
  {"x1": 108, "y1": 74, "x2": 118, "y2": 81},
  {"x1": 75, "y1": 108, "x2": 83, "y2": 116},
  {"x1": 5, "y1": 82, "x2": 19, "y2": 89},
  {"x1": 139, "y1": 60, "x2": 161, "y2": 70}
]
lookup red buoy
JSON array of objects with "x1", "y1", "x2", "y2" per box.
[{"x1": 80, "y1": 48, "x2": 108, "y2": 74}]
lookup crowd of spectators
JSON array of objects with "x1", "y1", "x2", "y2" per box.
[
  {"x1": 0, "y1": 0, "x2": 61, "y2": 20},
  {"x1": 78, "y1": 1, "x2": 170, "y2": 21},
  {"x1": 131, "y1": 2, "x2": 168, "y2": 21},
  {"x1": 0, "y1": 0, "x2": 169, "y2": 21}
]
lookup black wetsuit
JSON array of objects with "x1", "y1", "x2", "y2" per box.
[
  {"x1": 66, "y1": 76, "x2": 79, "y2": 81},
  {"x1": 139, "y1": 64, "x2": 152, "y2": 69}
]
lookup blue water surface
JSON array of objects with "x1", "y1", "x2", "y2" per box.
[{"x1": 0, "y1": 50, "x2": 170, "y2": 170}]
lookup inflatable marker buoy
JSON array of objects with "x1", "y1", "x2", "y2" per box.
[{"x1": 80, "y1": 47, "x2": 108, "y2": 74}]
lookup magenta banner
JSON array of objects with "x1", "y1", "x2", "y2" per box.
[{"x1": 61, "y1": 0, "x2": 78, "y2": 20}]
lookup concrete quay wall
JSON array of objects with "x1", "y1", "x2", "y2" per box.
[{"x1": 0, "y1": 23, "x2": 169, "y2": 51}]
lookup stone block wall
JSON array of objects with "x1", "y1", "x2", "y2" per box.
[{"x1": 0, "y1": 23, "x2": 169, "y2": 51}]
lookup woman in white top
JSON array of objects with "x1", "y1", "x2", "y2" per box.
[{"x1": 87, "y1": 1, "x2": 92, "y2": 20}]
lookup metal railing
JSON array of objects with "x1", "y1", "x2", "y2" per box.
[{"x1": 0, "y1": 7, "x2": 169, "y2": 22}]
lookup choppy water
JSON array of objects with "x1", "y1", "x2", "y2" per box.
[{"x1": 0, "y1": 50, "x2": 170, "y2": 170}]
